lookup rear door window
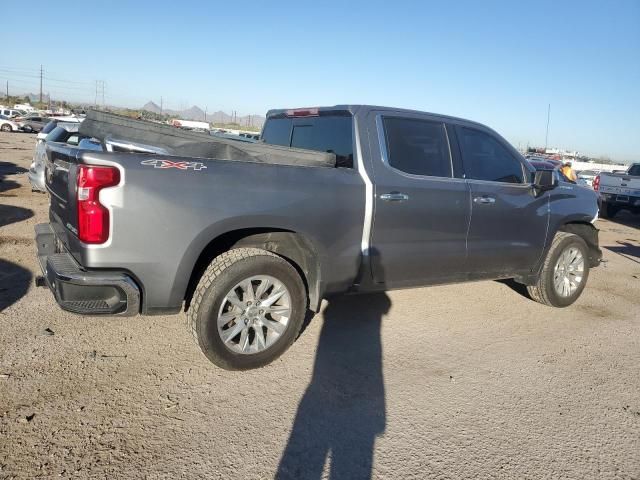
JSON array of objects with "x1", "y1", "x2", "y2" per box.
[
  {"x1": 457, "y1": 127, "x2": 524, "y2": 184},
  {"x1": 382, "y1": 117, "x2": 452, "y2": 177},
  {"x1": 262, "y1": 114, "x2": 354, "y2": 167}
]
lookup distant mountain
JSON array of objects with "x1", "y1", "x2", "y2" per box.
[
  {"x1": 142, "y1": 101, "x2": 161, "y2": 114},
  {"x1": 140, "y1": 101, "x2": 264, "y2": 128},
  {"x1": 0, "y1": 92, "x2": 51, "y2": 103}
]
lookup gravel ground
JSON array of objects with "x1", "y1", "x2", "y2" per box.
[{"x1": 0, "y1": 131, "x2": 639, "y2": 479}]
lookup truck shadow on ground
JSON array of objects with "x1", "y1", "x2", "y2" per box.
[
  {"x1": 0, "y1": 161, "x2": 28, "y2": 194},
  {"x1": 496, "y1": 278, "x2": 531, "y2": 300},
  {"x1": 0, "y1": 259, "x2": 32, "y2": 311},
  {"x1": 607, "y1": 211, "x2": 640, "y2": 230},
  {"x1": 605, "y1": 241, "x2": 640, "y2": 264},
  {"x1": 0, "y1": 204, "x2": 34, "y2": 228},
  {"x1": 276, "y1": 292, "x2": 391, "y2": 480}
]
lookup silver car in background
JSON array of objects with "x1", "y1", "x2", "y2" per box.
[
  {"x1": 29, "y1": 122, "x2": 82, "y2": 192},
  {"x1": 576, "y1": 169, "x2": 600, "y2": 189}
]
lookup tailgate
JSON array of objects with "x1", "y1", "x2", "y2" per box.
[
  {"x1": 44, "y1": 143, "x2": 80, "y2": 239},
  {"x1": 600, "y1": 174, "x2": 640, "y2": 196}
]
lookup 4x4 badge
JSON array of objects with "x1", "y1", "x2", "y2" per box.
[{"x1": 140, "y1": 159, "x2": 207, "y2": 171}]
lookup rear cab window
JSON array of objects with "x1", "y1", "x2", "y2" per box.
[
  {"x1": 261, "y1": 111, "x2": 354, "y2": 168},
  {"x1": 381, "y1": 117, "x2": 452, "y2": 177},
  {"x1": 627, "y1": 165, "x2": 640, "y2": 176}
]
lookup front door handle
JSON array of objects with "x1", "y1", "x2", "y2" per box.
[
  {"x1": 380, "y1": 192, "x2": 409, "y2": 202},
  {"x1": 473, "y1": 196, "x2": 496, "y2": 204}
]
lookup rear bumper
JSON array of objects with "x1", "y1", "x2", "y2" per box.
[
  {"x1": 35, "y1": 223, "x2": 140, "y2": 316},
  {"x1": 599, "y1": 193, "x2": 640, "y2": 208}
]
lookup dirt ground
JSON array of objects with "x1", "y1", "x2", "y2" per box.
[{"x1": 0, "y1": 130, "x2": 639, "y2": 479}]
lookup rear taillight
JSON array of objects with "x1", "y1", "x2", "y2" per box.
[
  {"x1": 592, "y1": 175, "x2": 600, "y2": 191},
  {"x1": 77, "y1": 165, "x2": 120, "y2": 244}
]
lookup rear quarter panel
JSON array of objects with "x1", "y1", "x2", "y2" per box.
[{"x1": 70, "y1": 152, "x2": 365, "y2": 312}]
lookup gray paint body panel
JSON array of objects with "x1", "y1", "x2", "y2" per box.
[{"x1": 42, "y1": 105, "x2": 599, "y2": 314}]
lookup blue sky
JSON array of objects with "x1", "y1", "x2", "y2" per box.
[{"x1": 2, "y1": 0, "x2": 638, "y2": 161}]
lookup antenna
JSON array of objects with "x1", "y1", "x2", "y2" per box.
[{"x1": 545, "y1": 103, "x2": 551, "y2": 151}]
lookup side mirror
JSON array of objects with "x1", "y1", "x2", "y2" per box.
[{"x1": 533, "y1": 170, "x2": 557, "y2": 192}]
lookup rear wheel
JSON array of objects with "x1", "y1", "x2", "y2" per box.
[
  {"x1": 22, "y1": 125, "x2": 33, "y2": 133},
  {"x1": 187, "y1": 248, "x2": 307, "y2": 370},
  {"x1": 527, "y1": 232, "x2": 589, "y2": 307},
  {"x1": 600, "y1": 202, "x2": 619, "y2": 219}
]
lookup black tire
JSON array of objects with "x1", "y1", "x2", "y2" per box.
[
  {"x1": 0, "y1": 124, "x2": 11, "y2": 132},
  {"x1": 527, "y1": 232, "x2": 590, "y2": 307},
  {"x1": 600, "y1": 202, "x2": 619, "y2": 219},
  {"x1": 187, "y1": 248, "x2": 307, "y2": 370},
  {"x1": 22, "y1": 125, "x2": 33, "y2": 133}
]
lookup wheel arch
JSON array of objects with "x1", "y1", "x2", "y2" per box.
[
  {"x1": 557, "y1": 221, "x2": 601, "y2": 268},
  {"x1": 517, "y1": 219, "x2": 601, "y2": 286},
  {"x1": 181, "y1": 228, "x2": 323, "y2": 313}
]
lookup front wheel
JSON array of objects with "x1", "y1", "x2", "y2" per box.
[
  {"x1": 187, "y1": 248, "x2": 307, "y2": 370},
  {"x1": 0, "y1": 124, "x2": 12, "y2": 132},
  {"x1": 527, "y1": 232, "x2": 590, "y2": 307}
]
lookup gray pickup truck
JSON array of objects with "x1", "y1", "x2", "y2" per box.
[{"x1": 36, "y1": 106, "x2": 601, "y2": 370}]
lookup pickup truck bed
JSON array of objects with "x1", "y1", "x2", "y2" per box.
[
  {"x1": 79, "y1": 110, "x2": 336, "y2": 168},
  {"x1": 37, "y1": 105, "x2": 601, "y2": 370}
]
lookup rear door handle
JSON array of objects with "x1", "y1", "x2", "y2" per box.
[
  {"x1": 473, "y1": 196, "x2": 496, "y2": 204},
  {"x1": 380, "y1": 192, "x2": 409, "y2": 202}
]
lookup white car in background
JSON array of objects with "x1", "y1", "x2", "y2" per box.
[
  {"x1": 0, "y1": 114, "x2": 21, "y2": 132},
  {"x1": 0, "y1": 108, "x2": 26, "y2": 118},
  {"x1": 576, "y1": 169, "x2": 600, "y2": 189}
]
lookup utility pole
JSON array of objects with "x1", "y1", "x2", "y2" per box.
[
  {"x1": 5, "y1": 80, "x2": 8, "y2": 99},
  {"x1": 39, "y1": 65, "x2": 43, "y2": 106},
  {"x1": 205, "y1": 106, "x2": 207, "y2": 122},
  {"x1": 95, "y1": 81, "x2": 98, "y2": 107},
  {"x1": 544, "y1": 103, "x2": 551, "y2": 152},
  {"x1": 160, "y1": 96, "x2": 163, "y2": 115},
  {"x1": 102, "y1": 81, "x2": 105, "y2": 108}
]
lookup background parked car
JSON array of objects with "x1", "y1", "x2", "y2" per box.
[
  {"x1": 19, "y1": 115, "x2": 50, "y2": 133},
  {"x1": 0, "y1": 114, "x2": 21, "y2": 132},
  {"x1": 0, "y1": 108, "x2": 26, "y2": 118},
  {"x1": 28, "y1": 123, "x2": 81, "y2": 192},
  {"x1": 576, "y1": 169, "x2": 600, "y2": 189},
  {"x1": 35, "y1": 117, "x2": 83, "y2": 143}
]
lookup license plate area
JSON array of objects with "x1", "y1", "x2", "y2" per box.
[{"x1": 616, "y1": 195, "x2": 629, "y2": 203}]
